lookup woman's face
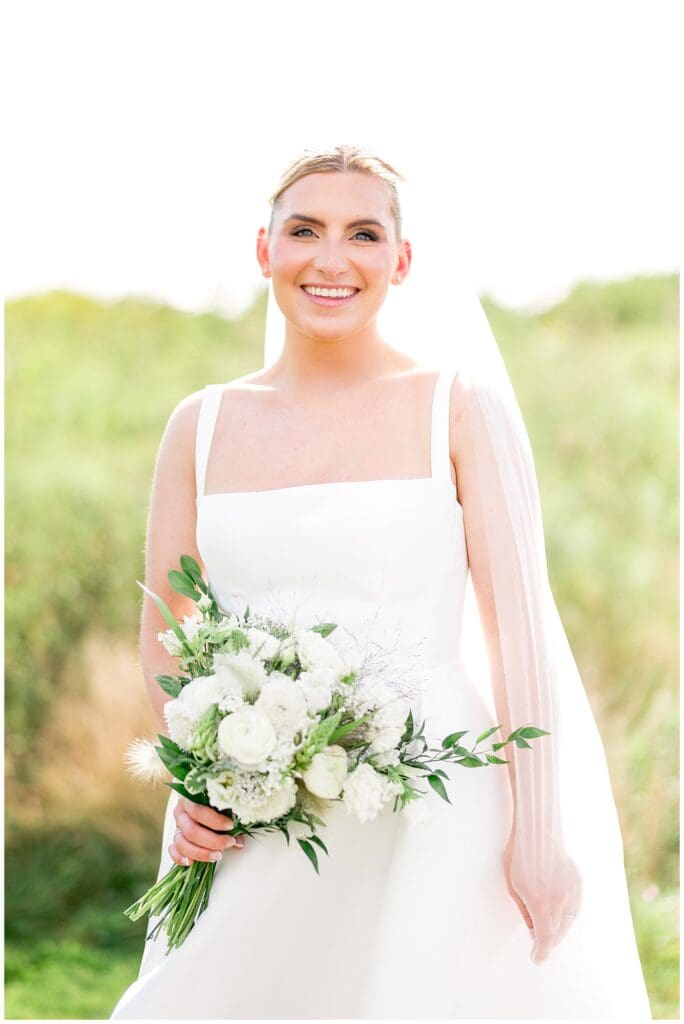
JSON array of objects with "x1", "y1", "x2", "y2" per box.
[{"x1": 258, "y1": 170, "x2": 410, "y2": 341}]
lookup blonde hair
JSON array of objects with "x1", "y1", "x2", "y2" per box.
[{"x1": 267, "y1": 144, "x2": 406, "y2": 240}]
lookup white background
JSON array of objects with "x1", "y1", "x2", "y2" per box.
[{"x1": 4, "y1": 0, "x2": 681, "y2": 315}]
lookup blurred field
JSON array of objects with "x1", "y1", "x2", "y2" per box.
[{"x1": 4, "y1": 275, "x2": 679, "y2": 1019}]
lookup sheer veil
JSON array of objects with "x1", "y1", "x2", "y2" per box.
[{"x1": 259, "y1": 175, "x2": 638, "y2": 967}]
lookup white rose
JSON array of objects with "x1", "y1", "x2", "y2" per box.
[
  {"x1": 246, "y1": 627, "x2": 282, "y2": 662},
  {"x1": 296, "y1": 629, "x2": 345, "y2": 674},
  {"x1": 217, "y1": 706, "x2": 277, "y2": 767},
  {"x1": 255, "y1": 679, "x2": 308, "y2": 736},
  {"x1": 297, "y1": 667, "x2": 336, "y2": 713},
  {"x1": 212, "y1": 650, "x2": 269, "y2": 701},
  {"x1": 302, "y1": 745, "x2": 349, "y2": 799},
  {"x1": 342, "y1": 763, "x2": 402, "y2": 823},
  {"x1": 229, "y1": 776, "x2": 298, "y2": 825}
]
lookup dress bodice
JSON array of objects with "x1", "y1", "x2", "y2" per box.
[{"x1": 194, "y1": 366, "x2": 468, "y2": 676}]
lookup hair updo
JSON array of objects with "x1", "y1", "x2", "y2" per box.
[{"x1": 267, "y1": 144, "x2": 406, "y2": 241}]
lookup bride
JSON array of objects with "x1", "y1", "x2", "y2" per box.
[{"x1": 111, "y1": 145, "x2": 652, "y2": 1019}]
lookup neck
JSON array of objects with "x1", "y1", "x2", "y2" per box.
[{"x1": 270, "y1": 319, "x2": 408, "y2": 392}]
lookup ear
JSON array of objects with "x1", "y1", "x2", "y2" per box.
[
  {"x1": 256, "y1": 226, "x2": 271, "y2": 277},
  {"x1": 393, "y1": 238, "x2": 412, "y2": 285}
]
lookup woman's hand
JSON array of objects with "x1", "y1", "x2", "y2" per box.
[
  {"x1": 169, "y1": 796, "x2": 245, "y2": 866},
  {"x1": 502, "y1": 829, "x2": 582, "y2": 964}
]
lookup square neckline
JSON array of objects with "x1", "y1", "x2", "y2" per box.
[{"x1": 196, "y1": 366, "x2": 461, "y2": 504}]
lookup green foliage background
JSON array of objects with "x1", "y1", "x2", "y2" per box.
[{"x1": 4, "y1": 276, "x2": 678, "y2": 1018}]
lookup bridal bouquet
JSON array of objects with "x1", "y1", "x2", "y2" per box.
[{"x1": 124, "y1": 555, "x2": 548, "y2": 952}]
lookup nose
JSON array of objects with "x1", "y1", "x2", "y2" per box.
[{"x1": 312, "y1": 243, "x2": 350, "y2": 278}]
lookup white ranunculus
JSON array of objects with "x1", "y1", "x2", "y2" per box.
[
  {"x1": 206, "y1": 775, "x2": 234, "y2": 811},
  {"x1": 229, "y1": 775, "x2": 299, "y2": 825},
  {"x1": 342, "y1": 763, "x2": 402, "y2": 823},
  {"x1": 217, "y1": 706, "x2": 277, "y2": 767},
  {"x1": 255, "y1": 679, "x2": 308, "y2": 736},
  {"x1": 302, "y1": 745, "x2": 349, "y2": 799},
  {"x1": 297, "y1": 667, "x2": 336, "y2": 713},
  {"x1": 246, "y1": 627, "x2": 282, "y2": 662},
  {"x1": 368, "y1": 726, "x2": 405, "y2": 755},
  {"x1": 296, "y1": 629, "x2": 345, "y2": 674},
  {"x1": 212, "y1": 650, "x2": 269, "y2": 702}
]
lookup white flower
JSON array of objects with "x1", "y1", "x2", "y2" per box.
[
  {"x1": 353, "y1": 675, "x2": 396, "y2": 712},
  {"x1": 228, "y1": 775, "x2": 298, "y2": 825},
  {"x1": 302, "y1": 745, "x2": 349, "y2": 799},
  {"x1": 180, "y1": 613, "x2": 202, "y2": 641},
  {"x1": 255, "y1": 679, "x2": 308, "y2": 736},
  {"x1": 163, "y1": 674, "x2": 241, "y2": 749},
  {"x1": 197, "y1": 592, "x2": 213, "y2": 613},
  {"x1": 206, "y1": 775, "x2": 234, "y2": 811},
  {"x1": 157, "y1": 628, "x2": 184, "y2": 657},
  {"x1": 163, "y1": 700, "x2": 196, "y2": 748},
  {"x1": 246, "y1": 627, "x2": 282, "y2": 662},
  {"x1": 217, "y1": 706, "x2": 277, "y2": 767},
  {"x1": 296, "y1": 629, "x2": 345, "y2": 674},
  {"x1": 212, "y1": 650, "x2": 269, "y2": 701},
  {"x1": 297, "y1": 667, "x2": 336, "y2": 713},
  {"x1": 342, "y1": 763, "x2": 402, "y2": 823},
  {"x1": 371, "y1": 749, "x2": 401, "y2": 768},
  {"x1": 123, "y1": 737, "x2": 168, "y2": 783}
]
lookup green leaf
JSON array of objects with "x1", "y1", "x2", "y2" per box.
[
  {"x1": 179, "y1": 555, "x2": 205, "y2": 588},
  {"x1": 476, "y1": 724, "x2": 502, "y2": 744},
  {"x1": 168, "y1": 569, "x2": 201, "y2": 601},
  {"x1": 157, "y1": 733, "x2": 184, "y2": 755},
  {"x1": 329, "y1": 713, "x2": 371, "y2": 744},
  {"x1": 455, "y1": 755, "x2": 486, "y2": 767},
  {"x1": 307, "y1": 833, "x2": 329, "y2": 856},
  {"x1": 311, "y1": 622, "x2": 337, "y2": 637},
  {"x1": 165, "y1": 780, "x2": 210, "y2": 805},
  {"x1": 156, "y1": 745, "x2": 193, "y2": 780},
  {"x1": 156, "y1": 674, "x2": 182, "y2": 698},
  {"x1": 514, "y1": 737, "x2": 533, "y2": 749},
  {"x1": 137, "y1": 580, "x2": 193, "y2": 653},
  {"x1": 427, "y1": 774, "x2": 451, "y2": 803},
  {"x1": 297, "y1": 838, "x2": 320, "y2": 874},
  {"x1": 517, "y1": 726, "x2": 551, "y2": 739},
  {"x1": 400, "y1": 709, "x2": 415, "y2": 744},
  {"x1": 431, "y1": 767, "x2": 449, "y2": 778},
  {"x1": 441, "y1": 730, "x2": 469, "y2": 748},
  {"x1": 491, "y1": 741, "x2": 508, "y2": 751},
  {"x1": 485, "y1": 753, "x2": 510, "y2": 765}
]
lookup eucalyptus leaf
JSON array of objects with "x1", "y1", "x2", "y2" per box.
[
  {"x1": 517, "y1": 726, "x2": 551, "y2": 739},
  {"x1": 441, "y1": 729, "x2": 469, "y2": 748},
  {"x1": 455, "y1": 755, "x2": 486, "y2": 768},
  {"x1": 311, "y1": 622, "x2": 337, "y2": 637},
  {"x1": 308, "y1": 834, "x2": 329, "y2": 856},
  {"x1": 514, "y1": 737, "x2": 533, "y2": 749},
  {"x1": 485, "y1": 753, "x2": 510, "y2": 765}
]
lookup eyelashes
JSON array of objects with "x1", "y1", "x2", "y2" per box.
[{"x1": 290, "y1": 227, "x2": 379, "y2": 242}]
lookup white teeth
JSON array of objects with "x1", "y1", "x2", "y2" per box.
[{"x1": 302, "y1": 286, "x2": 357, "y2": 298}]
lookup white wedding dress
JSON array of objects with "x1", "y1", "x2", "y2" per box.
[{"x1": 111, "y1": 367, "x2": 652, "y2": 1020}]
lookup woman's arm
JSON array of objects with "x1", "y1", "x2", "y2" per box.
[
  {"x1": 141, "y1": 389, "x2": 244, "y2": 865},
  {"x1": 448, "y1": 369, "x2": 582, "y2": 965},
  {"x1": 140, "y1": 391, "x2": 205, "y2": 733}
]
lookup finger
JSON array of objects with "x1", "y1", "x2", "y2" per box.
[
  {"x1": 177, "y1": 809, "x2": 239, "y2": 852},
  {"x1": 553, "y1": 913, "x2": 576, "y2": 948},
  {"x1": 174, "y1": 831, "x2": 228, "y2": 863},
  {"x1": 530, "y1": 909, "x2": 562, "y2": 964},
  {"x1": 168, "y1": 840, "x2": 192, "y2": 866},
  {"x1": 182, "y1": 799, "x2": 234, "y2": 832}
]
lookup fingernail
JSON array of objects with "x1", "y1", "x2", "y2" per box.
[
  {"x1": 235, "y1": 839, "x2": 244, "y2": 848},
  {"x1": 210, "y1": 851, "x2": 222, "y2": 861},
  {"x1": 182, "y1": 857, "x2": 190, "y2": 866}
]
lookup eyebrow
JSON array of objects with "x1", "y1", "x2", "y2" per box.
[{"x1": 284, "y1": 214, "x2": 386, "y2": 231}]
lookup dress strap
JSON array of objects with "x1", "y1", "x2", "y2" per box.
[
  {"x1": 195, "y1": 384, "x2": 224, "y2": 498},
  {"x1": 430, "y1": 365, "x2": 458, "y2": 482}
]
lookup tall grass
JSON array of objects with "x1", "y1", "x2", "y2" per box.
[{"x1": 4, "y1": 276, "x2": 678, "y2": 1018}]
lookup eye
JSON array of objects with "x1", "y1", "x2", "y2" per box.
[
  {"x1": 353, "y1": 230, "x2": 379, "y2": 241},
  {"x1": 291, "y1": 227, "x2": 316, "y2": 237}
]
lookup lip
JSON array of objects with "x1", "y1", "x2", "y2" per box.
[{"x1": 299, "y1": 284, "x2": 361, "y2": 308}]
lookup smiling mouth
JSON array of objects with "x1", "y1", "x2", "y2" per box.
[{"x1": 300, "y1": 284, "x2": 361, "y2": 306}]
